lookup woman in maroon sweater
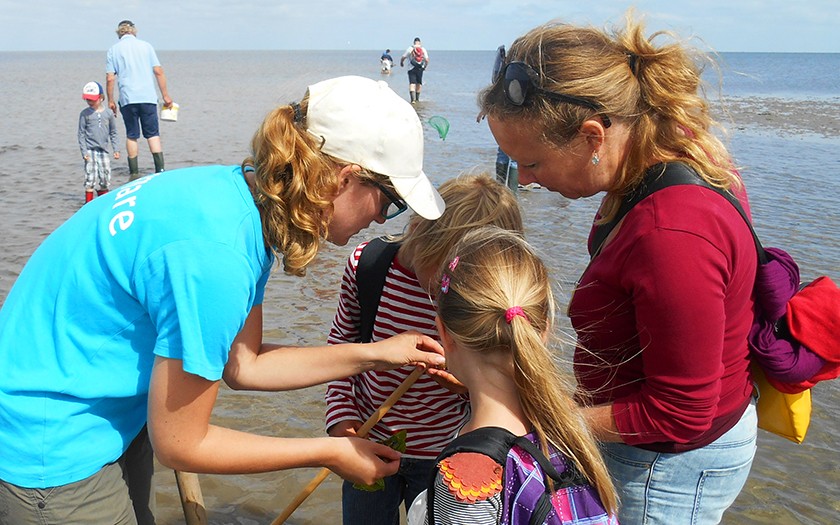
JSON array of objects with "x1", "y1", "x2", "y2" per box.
[{"x1": 479, "y1": 11, "x2": 757, "y2": 525}]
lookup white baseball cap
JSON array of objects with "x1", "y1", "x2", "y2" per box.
[
  {"x1": 82, "y1": 81, "x2": 103, "y2": 101},
  {"x1": 306, "y1": 76, "x2": 445, "y2": 220}
]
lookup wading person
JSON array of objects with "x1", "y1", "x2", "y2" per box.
[{"x1": 106, "y1": 19, "x2": 173, "y2": 180}]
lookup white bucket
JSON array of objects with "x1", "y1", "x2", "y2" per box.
[{"x1": 160, "y1": 103, "x2": 179, "y2": 122}]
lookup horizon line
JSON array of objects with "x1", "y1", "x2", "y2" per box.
[{"x1": 3, "y1": 48, "x2": 839, "y2": 54}]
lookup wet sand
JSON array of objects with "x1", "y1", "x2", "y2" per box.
[{"x1": 718, "y1": 96, "x2": 840, "y2": 137}]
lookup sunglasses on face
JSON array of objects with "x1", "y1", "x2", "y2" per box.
[
  {"x1": 502, "y1": 61, "x2": 612, "y2": 128},
  {"x1": 371, "y1": 180, "x2": 408, "y2": 219}
]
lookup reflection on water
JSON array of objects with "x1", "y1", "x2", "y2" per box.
[{"x1": 1, "y1": 51, "x2": 838, "y2": 524}]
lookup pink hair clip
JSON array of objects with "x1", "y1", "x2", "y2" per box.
[{"x1": 448, "y1": 256, "x2": 460, "y2": 272}]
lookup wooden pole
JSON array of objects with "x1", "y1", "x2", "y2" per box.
[
  {"x1": 271, "y1": 366, "x2": 425, "y2": 525},
  {"x1": 175, "y1": 470, "x2": 208, "y2": 525}
]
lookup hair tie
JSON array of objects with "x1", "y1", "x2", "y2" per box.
[
  {"x1": 626, "y1": 52, "x2": 640, "y2": 77},
  {"x1": 505, "y1": 306, "x2": 528, "y2": 324},
  {"x1": 290, "y1": 101, "x2": 303, "y2": 124}
]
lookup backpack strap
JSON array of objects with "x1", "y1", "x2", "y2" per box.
[
  {"x1": 427, "y1": 427, "x2": 516, "y2": 525},
  {"x1": 590, "y1": 162, "x2": 767, "y2": 264},
  {"x1": 355, "y1": 237, "x2": 401, "y2": 343}
]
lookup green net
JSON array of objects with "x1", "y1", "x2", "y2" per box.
[{"x1": 427, "y1": 116, "x2": 450, "y2": 140}]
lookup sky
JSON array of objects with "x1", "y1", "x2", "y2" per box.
[{"x1": 1, "y1": 0, "x2": 838, "y2": 53}]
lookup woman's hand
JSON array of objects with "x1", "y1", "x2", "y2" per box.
[
  {"x1": 326, "y1": 436, "x2": 402, "y2": 485},
  {"x1": 368, "y1": 331, "x2": 445, "y2": 371}
]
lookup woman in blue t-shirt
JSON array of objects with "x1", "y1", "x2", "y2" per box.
[{"x1": 0, "y1": 75, "x2": 446, "y2": 524}]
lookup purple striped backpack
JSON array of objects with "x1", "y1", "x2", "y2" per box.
[{"x1": 426, "y1": 426, "x2": 617, "y2": 525}]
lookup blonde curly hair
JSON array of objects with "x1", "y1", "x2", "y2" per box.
[
  {"x1": 244, "y1": 97, "x2": 394, "y2": 276},
  {"x1": 480, "y1": 9, "x2": 738, "y2": 223}
]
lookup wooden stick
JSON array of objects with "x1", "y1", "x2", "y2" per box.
[
  {"x1": 175, "y1": 470, "x2": 208, "y2": 525},
  {"x1": 271, "y1": 366, "x2": 426, "y2": 525}
]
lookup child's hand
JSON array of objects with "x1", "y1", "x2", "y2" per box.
[
  {"x1": 328, "y1": 420, "x2": 362, "y2": 438},
  {"x1": 427, "y1": 366, "x2": 468, "y2": 395},
  {"x1": 114, "y1": 151, "x2": 121, "y2": 160},
  {"x1": 83, "y1": 154, "x2": 91, "y2": 161}
]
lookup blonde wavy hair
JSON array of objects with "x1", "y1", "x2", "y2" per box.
[
  {"x1": 435, "y1": 227, "x2": 618, "y2": 514},
  {"x1": 398, "y1": 174, "x2": 523, "y2": 273},
  {"x1": 243, "y1": 97, "x2": 393, "y2": 276},
  {"x1": 479, "y1": 9, "x2": 738, "y2": 222}
]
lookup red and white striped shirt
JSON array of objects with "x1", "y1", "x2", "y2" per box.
[{"x1": 325, "y1": 241, "x2": 470, "y2": 458}]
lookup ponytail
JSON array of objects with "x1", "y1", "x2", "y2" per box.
[{"x1": 246, "y1": 100, "x2": 340, "y2": 276}]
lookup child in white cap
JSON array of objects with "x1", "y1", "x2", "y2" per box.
[{"x1": 78, "y1": 81, "x2": 120, "y2": 203}]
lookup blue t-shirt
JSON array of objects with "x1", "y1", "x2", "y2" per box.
[
  {"x1": 105, "y1": 34, "x2": 162, "y2": 106},
  {"x1": 0, "y1": 165, "x2": 273, "y2": 488}
]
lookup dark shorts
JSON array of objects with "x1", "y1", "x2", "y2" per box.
[
  {"x1": 120, "y1": 103, "x2": 160, "y2": 140},
  {"x1": 408, "y1": 66, "x2": 424, "y2": 85}
]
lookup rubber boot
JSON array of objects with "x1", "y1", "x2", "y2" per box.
[
  {"x1": 410, "y1": 91, "x2": 416, "y2": 104},
  {"x1": 128, "y1": 156, "x2": 140, "y2": 181},
  {"x1": 152, "y1": 152, "x2": 165, "y2": 173},
  {"x1": 415, "y1": 92, "x2": 420, "y2": 102},
  {"x1": 96, "y1": 188, "x2": 109, "y2": 196},
  {"x1": 85, "y1": 190, "x2": 94, "y2": 203}
]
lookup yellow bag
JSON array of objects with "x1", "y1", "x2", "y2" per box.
[{"x1": 752, "y1": 364, "x2": 812, "y2": 444}]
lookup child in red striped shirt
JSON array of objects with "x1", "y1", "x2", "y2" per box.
[{"x1": 325, "y1": 174, "x2": 523, "y2": 525}]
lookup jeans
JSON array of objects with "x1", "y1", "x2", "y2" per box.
[
  {"x1": 342, "y1": 457, "x2": 435, "y2": 525},
  {"x1": 601, "y1": 401, "x2": 757, "y2": 525}
]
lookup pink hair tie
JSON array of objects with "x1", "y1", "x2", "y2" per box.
[{"x1": 505, "y1": 306, "x2": 528, "y2": 324}]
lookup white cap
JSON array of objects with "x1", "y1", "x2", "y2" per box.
[
  {"x1": 82, "y1": 81, "x2": 103, "y2": 100},
  {"x1": 306, "y1": 76, "x2": 445, "y2": 220}
]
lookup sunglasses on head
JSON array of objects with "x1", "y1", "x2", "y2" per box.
[
  {"x1": 371, "y1": 180, "x2": 408, "y2": 219},
  {"x1": 502, "y1": 61, "x2": 612, "y2": 128}
]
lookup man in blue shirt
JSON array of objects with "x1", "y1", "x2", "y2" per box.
[{"x1": 106, "y1": 20, "x2": 173, "y2": 180}]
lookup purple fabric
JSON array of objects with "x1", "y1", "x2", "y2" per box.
[
  {"x1": 754, "y1": 247, "x2": 800, "y2": 321},
  {"x1": 502, "y1": 433, "x2": 616, "y2": 525},
  {"x1": 748, "y1": 247, "x2": 825, "y2": 383}
]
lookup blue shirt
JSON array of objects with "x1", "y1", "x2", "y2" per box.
[
  {"x1": 0, "y1": 165, "x2": 273, "y2": 488},
  {"x1": 106, "y1": 34, "x2": 162, "y2": 106}
]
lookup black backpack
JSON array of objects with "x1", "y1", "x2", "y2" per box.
[{"x1": 355, "y1": 237, "x2": 401, "y2": 343}]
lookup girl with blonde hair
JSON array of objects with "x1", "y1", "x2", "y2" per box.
[
  {"x1": 327, "y1": 174, "x2": 524, "y2": 525},
  {"x1": 0, "y1": 76, "x2": 446, "y2": 524},
  {"x1": 480, "y1": 11, "x2": 758, "y2": 524},
  {"x1": 408, "y1": 226, "x2": 617, "y2": 524}
]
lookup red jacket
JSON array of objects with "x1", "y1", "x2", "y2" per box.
[{"x1": 571, "y1": 184, "x2": 756, "y2": 452}]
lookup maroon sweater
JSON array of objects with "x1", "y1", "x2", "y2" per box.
[{"x1": 571, "y1": 184, "x2": 756, "y2": 452}]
